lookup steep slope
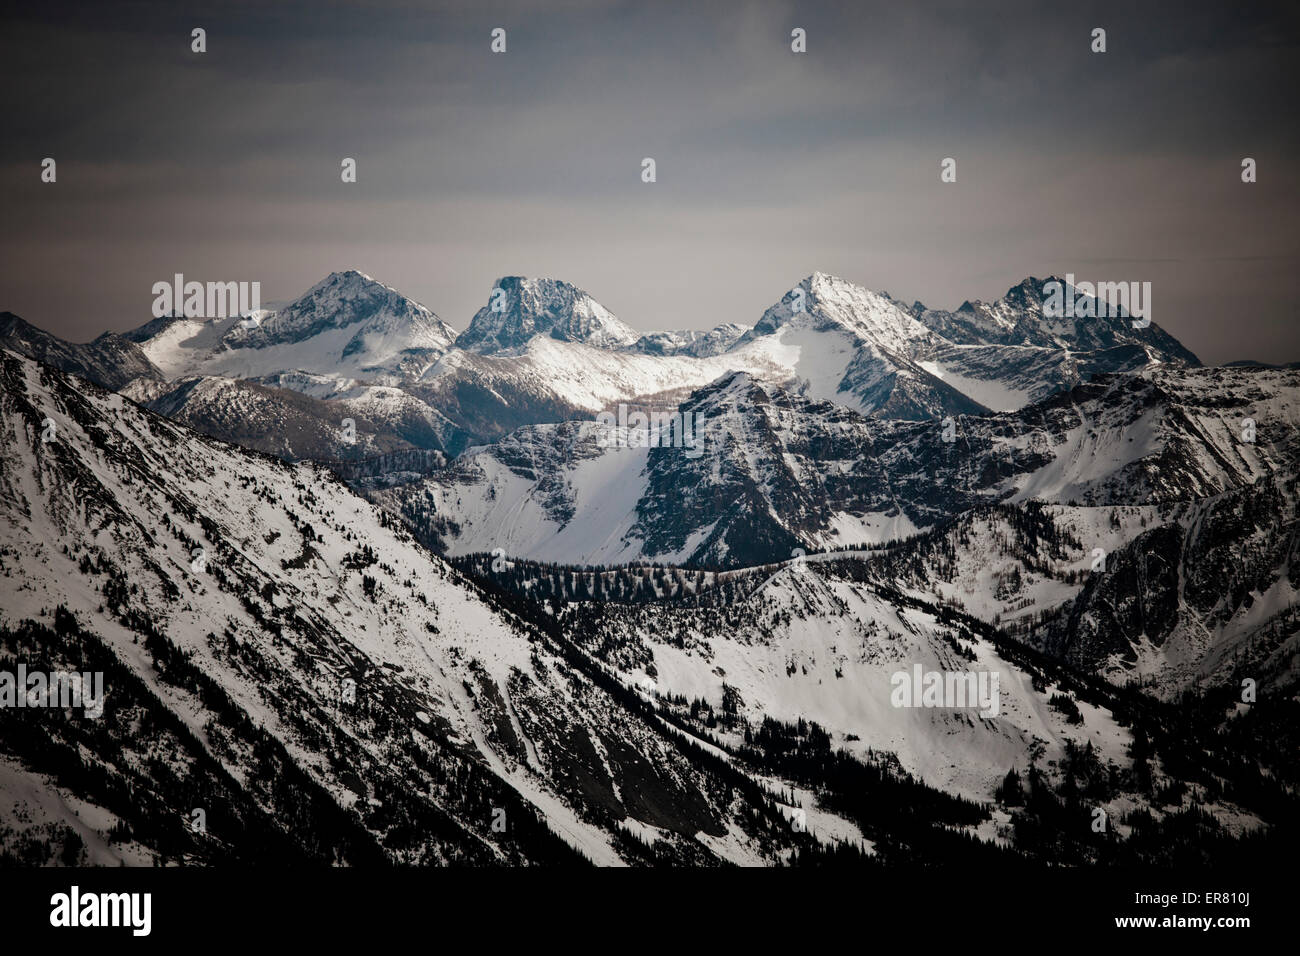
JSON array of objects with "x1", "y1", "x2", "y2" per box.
[
  {"x1": 911, "y1": 277, "x2": 1201, "y2": 411},
  {"x1": 128, "y1": 270, "x2": 457, "y2": 382},
  {"x1": 917, "y1": 341, "x2": 1154, "y2": 411},
  {"x1": 388, "y1": 364, "x2": 1300, "y2": 570},
  {"x1": 121, "y1": 374, "x2": 455, "y2": 462},
  {"x1": 382, "y1": 373, "x2": 919, "y2": 568},
  {"x1": 0, "y1": 312, "x2": 164, "y2": 391},
  {"x1": 535, "y1": 560, "x2": 1291, "y2": 865},
  {"x1": 455, "y1": 277, "x2": 639, "y2": 353},
  {"x1": 403, "y1": 272, "x2": 992, "y2": 463},
  {"x1": 2, "y1": 349, "x2": 1291, "y2": 867},
  {"x1": 7, "y1": 269, "x2": 1212, "y2": 479},
  {"x1": 415, "y1": 278, "x2": 791, "y2": 427},
  {"x1": 733, "y1": 272, "x2": 988, "y2": 419},
  {"x1": 849, "y1": 490, "x2": 1299, "y2": 697},
  {"x1": 1037, "y1": 472, "x2": 1300, "y2": 694},
  {"x1": 0, "y1": 349, "x2": 863, "y2": 865},
  {"x1": 915, "y1": 276, "x2": 1200, "y2": 362},
  {"x1": 565, "y1": 562, "x2": 1134, "y2": 804}
]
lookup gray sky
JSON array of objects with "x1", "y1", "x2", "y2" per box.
[{"x1": 2, "y1": 0, "x2": 1297, "y2": 364}]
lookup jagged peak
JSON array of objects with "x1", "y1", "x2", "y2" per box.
[
  {"x1": 745, "y1": 272, "x2": 934, "y2": 353},
  {"x1": 305, "y1": 268, "x2": 374, "y2": 290},
  {"x1": 917, "y1": 274, "x2": 1199, "y2": 365},
  {"x1": 684, "y1": 369, "x2": 815, "y2": 414},
  {"x1": 286, "y1": 269, "x2": 434, "y2": 315},
  {"x1": 232, "y1": 270, "x2": 453, "y2": 354},
  {"x1": 942, "y1": 277, "x2": 1061, "y2": 316},
  {"x1": 456, "y1": 276, "x2": 638, "y2": 353},
  {"x1": 0, "y1": 311, "x2": 38, "y2": 336}
]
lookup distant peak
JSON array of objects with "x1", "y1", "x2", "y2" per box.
[
  {"x1": 494, "y1": 275, "x2": 577, "y2": 292},
  {"x1": 805, "y1": 271, "x2": 854, "y2": 291},
  {"x1": 456, "y1": 277, "x2": 637, "y2": 353},
  {"x1": 481, "y1": 275, "x2": 609, "y2": 313},
  {"x1": 231, "y1": 270, "x2": 451, "y2": 357},
  {"x1": 742, "y1": 273, "x2": 933, "y2": 354},
  {"x1": 0, "y1": 311, "x2": 33, "y2": 333},
  {"x1": 300, "y1": 269, "x2": 387, "y2": 298},
  {"x1": 1013, "y1": 276, "x2": 1065, "y2": 296}
]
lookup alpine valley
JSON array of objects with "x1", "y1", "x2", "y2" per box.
[{"x1": 1, "y1": 269, "x2": 1296, "y2": 867}]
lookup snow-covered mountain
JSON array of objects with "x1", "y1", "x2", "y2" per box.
[
  {"x1": 0, "y1": 348, "x2": 835, "y2": 864},
  {"x1": 1040, "y1": 470, "x2": 1300, "y2": 694},
  {"x1": 907, "y1": 276, "x2": 1200, "y2": 412},
  {"x1": 840, "y1": 477, "x2": 1300, "y2": 698},
  {"x1": 20, "y1": 268, "x2": 1200, "y2": 464},
  {"x1": 565, "y1": 561, "x2": 1134, "y2": 805},
  {"x1": 915, "y1": 340, "x2": 1155, "y2": 411},
  {"x1": 127, "y1": 268, "x2": 1195, "y2": 447},
  {"x1": 385, "y1": 363, "x2": 1300, "y2": 570},
  {"x1": 0, "y1": 311, "x2": 163, "y2": 391},
  {"x1": 126, "y1": 270, "x2": 457, "y2": 382},
  {"x1": 914, "y1": 276, "x2": 1200, "y2": 360},
  {"x1": 455, "y1": 277, "x2": 640, "y2": 353},
  {"x1": 393, "y1": 270, "x2": 989, "y2": 452},
  {"x1": 728, "y1": 272, "x2": 988, "y2": 419},
  {"x1": 9, "y1": 348, "x2": 1288, "y2": 868},
  {"x1": 404, "y1": 271, "x2": 1193, "y2": 428},
  {"x1": 121, "y1": 374, "x2": 455, "y2": 462},
  {"x1": 632, "y1": 323, "x2": 749, "y2": 357}
]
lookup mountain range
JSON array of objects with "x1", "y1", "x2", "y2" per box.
[
  {"x1": 2, "y1": 268, "x2": 1200, "y2": 457},
  {"x1": 2, "y1": 267, "x2": 1296, "y2": 868}
]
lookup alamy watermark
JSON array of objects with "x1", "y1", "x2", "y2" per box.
[
  {"x1": 0, "y1": 665, "x2": 105, "y2": 717},
  {"x1": 151, "y1": 273, "x2": 261, "y2": 320},
  {"x1": 1042, "y1": 275, "x2": 1151, "y2": 328},
  {"x1": 890, "y1": 664, "x2": 1000, "y2": 719},
  {"x1": 595, "y1": 404, "x2": 703, "y2": 458},
  {"x1": 50, "y1": 886, "x2": 150, "y2": 936}
]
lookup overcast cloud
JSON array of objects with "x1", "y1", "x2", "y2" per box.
[{"x1": 2, "y1": 0, "x2": 1297, "y2": 363}]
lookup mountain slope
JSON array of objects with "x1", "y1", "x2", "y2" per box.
[
  {"x1": 848, "y1": 487, "x2": 1300, "y2": 697},
  {"x1": 0, "y1": 312, "x2": 164, "y2": 391},
  {"x1": 915, "y1": 276, "x2": 1200, "y2": 362},
  {"x1": 388, "y1": 364, "x2": 1300, "y2": 570},
  {"x1": 732, "y1": 272, "x2": 989, "y2": 419},
  {"x1": 1038, "y1": 472, "x2": 1300, "y2": 694},
  {"x1": 633, "y1": 324, "x2": 749, "y2": 358},
  {"x1": 2, "y1": 349, "x2": 1292, "y2": 867},
  {"x1": 0, "y1": 349, "x2": 860, "y2": 865},
  {"x1": 121, "y1": 374, "x2": 454, "y2": 462},
  {"x1": 455, "y1": 277, "x2": 639, "y2": 353},
  {"x1": 129, "y1": 270, "x2": 457, "y2": 382},
  {"x1": 12, "y1": 269, "x2": 1212, "y2": 470},
  {"x1": 909, "y1": 277, "x2": 1200, "y2": 412}
]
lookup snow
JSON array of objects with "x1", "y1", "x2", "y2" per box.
[
  {"x1": 0, "y1": 352, "x2": 651, "y2": 863},
  {"x1": 0, "y1": 755, "x2": 154, "y2": 866},
  {"x1": 737, "y1": 325, "x2": 871, "y2": 413},
  {"x1": 629, "y1": 570, "x2": 1133, "y2": 804},
  {"x1": 917, "y1": 357, "x2": 1033, "y2": 412},
  {"x1": 430, "y1": 428, "x2": 651, "y2": 565},
  {"x1": 133, "y1": 271, "x2": 454, "y2": 386},
  {"x1": 6, "y1": 263, "x2": 1291, "y2": 865}
]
